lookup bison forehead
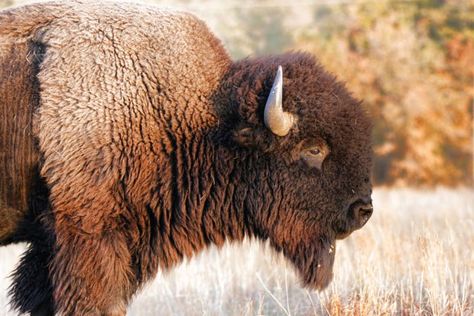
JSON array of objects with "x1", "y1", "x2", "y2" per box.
[
  {"x1": 275, "y1": 55, "x2": 371, "y2": 140},
  {"x1": 266, "y1": 55, "x2": 373, "y2": 200},
  {"x1": 281, "y1": 61, "x2": 372, "y2": 164}
]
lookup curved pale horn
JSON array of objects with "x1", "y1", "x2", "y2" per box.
[{"x1": 264, "y1": 65, "x2": 295, "y2": 136}]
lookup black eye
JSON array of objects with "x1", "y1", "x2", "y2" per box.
[{"x1": 308, "y1": 148, "x2": 321, "y2": 156}]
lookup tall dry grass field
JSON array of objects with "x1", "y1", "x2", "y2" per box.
[{"x1": 0, "y1": 188, "x2": 473, "y2": 315}]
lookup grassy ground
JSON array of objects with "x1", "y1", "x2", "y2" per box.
[{"x1": 1, "y1": 188, "x2": 473, "y2": 315}]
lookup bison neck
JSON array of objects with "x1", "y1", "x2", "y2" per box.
[
  {"x1": 131, "y1": 60, "x2": 280, "y2": 281},
  {"x1": 128, "y1": 131, "x2": 259, "y2": 282}
]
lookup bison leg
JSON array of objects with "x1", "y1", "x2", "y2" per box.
[
  {"x1": 9, "y1": 241, "x2": 54, "y2": 316},
  {"x1": 50, "y1": 228, "x2": 133, "y2": 315},
  {"x1": 31, "y1": 301, "x2": 55, "y2": 316}
]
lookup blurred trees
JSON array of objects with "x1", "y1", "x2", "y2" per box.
[
  {"x1": 0, "y1": 0, "x2": 14, "y2": 8},
  {"x1": 1, "y1": 0, "x2": 472, "y2": 186}
]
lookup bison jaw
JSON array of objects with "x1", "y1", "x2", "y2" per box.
[{"x1": 282, "y1": 237, "x2": 336, "y2": 290}]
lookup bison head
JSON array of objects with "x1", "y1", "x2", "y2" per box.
[{"x1": 216, "y1": 52, "x2": 373, "y2": 289}]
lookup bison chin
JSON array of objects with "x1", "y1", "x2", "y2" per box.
[{"x1": 283, "y1": 237, "x2": 336, "y2": 290}]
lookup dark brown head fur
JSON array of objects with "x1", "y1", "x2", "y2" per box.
[{"x1": 212, "y1": 52, "x2": 373, "y2": 288}]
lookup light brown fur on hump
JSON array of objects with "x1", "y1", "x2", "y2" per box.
[
  {"x1": 15, "y1": 1, "x2": 232, "y2": 313},
  {"x1": 32, "y1": 0, "x2": 231, "y2": 234},
  {"x1": 0, "y1": 0, "x2": 231, "y2": 239},
  {"x1": 0, "y1": 28, "x2": 41, "y2": 243},
  {"x1": 2, "y1": 0, "x2": 233, "y2": 313}
]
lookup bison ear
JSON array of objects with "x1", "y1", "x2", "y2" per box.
[
  {"x1": 233, "y1": 126, "x2": 274, "y2": 151},
  {"x1": 233, "y1": 127, "x2": 257, "y2": 147}
]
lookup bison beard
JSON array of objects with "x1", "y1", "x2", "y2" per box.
[
  {"x1": 0, "y1": 1, "x2": 373, "y2": 315},
  {"x1": 291, "y1": 241, "x2": 335, "y2": 289}
]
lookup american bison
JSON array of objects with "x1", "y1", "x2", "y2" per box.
[{"x1": 0, "y1": 1, "x2": 373, "y2": 315}]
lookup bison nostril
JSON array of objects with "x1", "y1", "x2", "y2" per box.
[
  {"x1": 337, "y1": 199, "x2": 373, "y2": 238},
  {"x1": 346, "y1": 199, "x2": 373, "y2": 230},
  {"x1": 354, "y1": 203, "x2": 373, "y2": 227},
  {"x1": 359, "y1": 205, "x2": 373, "y2": 218}
]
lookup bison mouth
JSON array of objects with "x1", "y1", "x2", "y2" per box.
[{"x1": 283, "y1": 236, "x2": 336, "y2": 290}]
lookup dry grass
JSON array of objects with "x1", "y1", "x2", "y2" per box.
[{"x1": 0, "y1": 188, "x2": 473, "y2": 315}]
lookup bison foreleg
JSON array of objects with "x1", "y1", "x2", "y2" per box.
[{"x1": 50, "y1": 229, "x2": 134, "y2": 315}]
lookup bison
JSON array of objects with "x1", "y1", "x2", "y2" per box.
[{"x1": 0, "y1": 1, "x2": 373, "y2": 315}]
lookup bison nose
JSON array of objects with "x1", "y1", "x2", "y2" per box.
[
  {"x1": 335, "y1": 197, "x2": 373, "y2": 239},
  {"x1": 349, "y1": 199, "x2": 373, "y2": 229}
]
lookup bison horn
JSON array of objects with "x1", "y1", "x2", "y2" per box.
[{"x1": 264, "y1": 66, "x2": 295, "y2": 136}]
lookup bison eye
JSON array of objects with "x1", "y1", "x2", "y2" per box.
[
  {"x1": 301, "y1": 144, "x2": 329, "y2": 170},
  {"x1": 308, "y1": 148, "x2": 321, "y2": 156}
]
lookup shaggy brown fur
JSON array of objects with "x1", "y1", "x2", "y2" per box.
[
  {"x1": 0, "y1": 1, "x2": 373, "y2": 315},
  {"x1": 0, "y1": 26, "x2": 40, "y2": 244}
]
